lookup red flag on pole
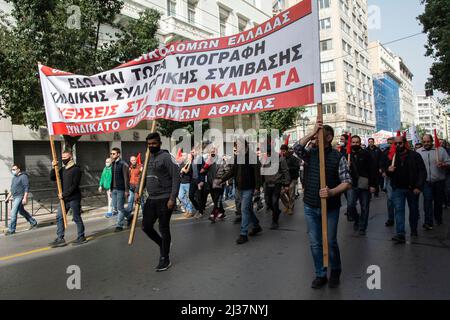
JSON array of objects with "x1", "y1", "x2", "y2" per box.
[
  {"x1": 388, "y1": 142, "x2": 397, "y2": 161},
  {"x1": 136, "y1": 153, "x2": 142, "y2": 165},
  {"x1": 176, "y1": 148, "x2": 183, "y2": 161},
  {"x1": 284, "y1": 134, "x2": 290, "y2": 146},
  {"x1": 434, "y1": 129, "x2": 441, "y2": 148},
  {"x1": 396, "y1": 130, "x2": 401, "y2": 137},
  {"x1": 346, "y1": 134, "x2": 352, "y2": 155},
  {"x1": 402, "y1": 131, "x2": 410, "y2": 150}
]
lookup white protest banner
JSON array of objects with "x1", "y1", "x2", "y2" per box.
[{"x1": 39, "y1": 0, "x2": 321, "y2": 136}]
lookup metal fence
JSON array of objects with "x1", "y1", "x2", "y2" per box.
[{"x1": 0, "y1": 185, "x2": 108, "y2": 227}]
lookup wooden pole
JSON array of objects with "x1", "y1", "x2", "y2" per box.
[
  {"x1": 391, "y1": 153, "x2": 396, "y2": 167},
  {"x1": 128, "y1": 120, "x2": 157, "y2": 245},
  {"x1": 317, "y1": 103, "x2": 329, "y2": 268},
  {"x1": 49, "y1": 135, "x2": 68, "y2": 229}
]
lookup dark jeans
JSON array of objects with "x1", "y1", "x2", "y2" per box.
[
  {"x1": 211, "y1": 188, "x2": 224, "y2": 213},
  {"x1": 142, "y1": 198, "x2": 173, "y2": 258},
  {"x1": 423, "y1": 180, "x2": 445, "y2": 226},
  {"x1": 391, "y1": 188, "x2": 420, "y2": 236},
  {"x1": 347, "y1": 187, "x2": 371, "y2": 231},
  {"x1": 189, "y1": 180, "x2": 205, "y2": 213},
  {"x1": 235, "y1": 188, "x2": 242, "y2": 216},
  {"x1": 265, "y1": 184, "x2": 282, "y2": 223},
  {"x1": 304, "y1": 204, "x2": 341, "y2": 278},
  {"x1": 57, "y1": 198, "x2": 84, "y2": 239}
]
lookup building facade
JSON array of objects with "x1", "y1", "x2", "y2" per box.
[
  {"x1": 372, "y1": 73, "x2": 401, "y2": 132},
  {"x1": 281, "y1": 0, "x2": 376, "y2": 143},
  {"x1": 0, "y1": 0, "x2": 273, "y2": 192},
  {"x1": 416, "y1": 95, "x2": 444, "y2": 138}
]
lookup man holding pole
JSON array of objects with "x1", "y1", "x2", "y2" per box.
[
  {"x1": 135, "y1": 132, "x2": 180, "y2": 272},
  {"x1": 294, "y1": 118, "x2": 351, "y2": 289},
  {"x1": 49, "y1": 150, "x2": 85, "y2": 247},
  {"x1": 416, "y1": 134, "x2": 450, "y2": 229}
]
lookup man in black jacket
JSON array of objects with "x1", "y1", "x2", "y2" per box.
[
  {"x1": 280, "y1": 144, "x2": 300, "y2": 215},
  {"x1": 110, "y1": 147, "x2": 131, "y2": 232},
  {"x1": 367, "y1": 138, "x2": 382, "y2": 197},
  {"x1": 387, "y1": 136, "x2": 427, "y2": 242},
  {"x1": 49, "y1": 150, "x2": 85, "y2": 247},
  {"x1": 347, "y1": 135, "x2": 378, "y2": 235}
]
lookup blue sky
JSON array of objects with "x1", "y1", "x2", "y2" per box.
[{"x1": 367, "y1": 0, "x2": 434, "y2": 95}]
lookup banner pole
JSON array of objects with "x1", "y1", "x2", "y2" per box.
[
  {"x1": 128, "y1": 120, "x2": 157, "y2": 245},
  {"x1": 317, "y1": 103, "x2": 329, "y2": 268},
  {"x1": 49, "y1": 135, "x2": 68, "y2": 229}
]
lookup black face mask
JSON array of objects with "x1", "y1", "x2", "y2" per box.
[
  {"x1": 149, "y1": 146, "x2": 160, "y2": 154},
  {"x1": 211, "y1": 154, "x2": 216, "y2": 158},
  {"x1": 62, "y1": 158, "x2": 70, "y2": 165},
  {"x1": 352, "y1": 146, "x2": 361, "y2": 152}
]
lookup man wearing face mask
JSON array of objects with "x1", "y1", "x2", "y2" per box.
[
  {"x1": 49, "y1": 150, "x2": 85, "y2": 247},
  {"x1": 99, "y1": 157, "x2": 113, "y2": 218},
  {"x1": 4, "y1": 164, "x2": 38, "y2": 235},
  {"x1": 338, "y1": 134, "x2": 349, "y2": 157},
  {"x1": 294, "y1": 118, "x2": 352, "y2": 289},
  {"x1": 416, "y1": 134, "x2": 450, "y2": 230},
  {"x1": 135, "y1": 132, "x2": 180, "y2": 272},
  {"x1": 346, "y1": 135, "x2": 378, "y2": 236},
  {"x1": 387, "y1": 136, "x2": 426, "y2": 243},
  {"x1": 110, "y1": 147, "x2": 131, "y2": 232}
]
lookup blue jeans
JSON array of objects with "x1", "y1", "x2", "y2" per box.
[
  {"x1": 127, "y1": 189, "x2": 145, "y2": 215},
  {"x1": 112, "y1": 189, "x2": 130, "y2": 228},
  {"x1": 8, "y1": 196, "x2": 37, "y2": 232},
  {"x1": 391, "y1": 188, "x2": 420, "y2": 236},
  {"x1": 56, "y1": 198, "x2": 84, "y2": 239},
  {"x1": 240, "y1": 189, "x2": 260, "y2": 235},
  {"x1": 384, "y1": 177, "x2": 395, "y2": 221},
  {"x1": 304, "y1": 204, "x2": 341, "y2": 278},
  {"x1": 178, "y1": 183, "x2": 193, "y2": 212},
  {"x1": 347, "y1": 187, "x2": 371, "y2": 231},
  {"x1": 423, "y1": 181, "x2": 445, "y2": 226}
]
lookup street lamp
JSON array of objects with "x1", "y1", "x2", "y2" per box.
[{"x1": 298, "y1": 114, "x2": 310, "y2": 138}]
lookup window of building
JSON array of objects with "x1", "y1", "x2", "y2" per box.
[
  {"x1": 320, "y1": 17, "x2": 332, "y2": 30},
  {"x1": 340, "y1": 0, "x2": 350, "y2": 16},
  {"x1": 322, "y1": 103, "x2": 337, "y2": 114},
  {"x1": 321, "y1": 60, "x2": 335, "y2": 73},
  {"x1": 167, "y1": 0, "x2": 176, "y2": 16},
  {"x1": 238, "y1": 16, "x2": 248, "y2": 33},
  {"x1": 342, "y1": 40, "x2": 352, "y2": 54},
  {"x1": 319, "y1": 0, "x2": 330, "y2": 9},
  {"x1": 340, "y1": 19, "x2": 350, "y2": 34},
  {"x1": 219, "y1": 7, "x2": 230, "y2": 36},
  {"x1": 187, "y1": 0, "x2": 196, "y2": 24},
  {"x1": 320, "y1": 39, "x2": 333, "y2": 51},
  {"x1": 321, "y1": 81, "x2": 336, "y2": 93}
]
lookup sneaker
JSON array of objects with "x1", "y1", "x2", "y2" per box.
[
  {"x1": 392, "y1": 234, "x2": 406, "y2": 243},
  {"x1": 311, "y1": 276, "x2": 328, "y2": 289},
  {"x1": 155, "y1": 257, "x2": 172, "y2": 272},
  {"x1": 127, "y1": 215, "x2": 134, "y2": 227},
  {"x1": 358, "y1": 230, "x2": 366, "y2": 236},
  {"x1": 216, "y1": 212, "x2": 226, "y2": 220},
  {"x1": 186, "y1": 212, "x2": 195, "y2": 218},
  {"x1": 385, "y1": 220, "x2": 394, "y2": 227},
  {"x1": 328, "y1": 270, "x2": 341, "y2": 288},
  {"x1": 209, "y1": 214, "x2": 216, "y2": 223},
  {"x1": 236, "y1": 235, "x2": 248, "y2": 244},
  {"x1": 233, "y1": 216, "x2": 242, "y2": 224},
  {"x1": 194, "y1": 212, "x2": 203, "y2": 219},
  {"x1": 248, "y1": 226, "x2": 262, "y2": 236},
  {"x1": 72, "y1": 236, "x2": 88, "y2": 246},
  {"x1": 49, "y1": 238, "x2": 66, "y2": 248},
  {"x1": 28, "y1": 223, "x2": 38, "y2": 230},
  {"x1": 411, "y1": 230, "x2": 418, "y2": 238},
  {"x1": 256, "y1": 203, "x2": 264, "y2": 211},
  {"x1": 114, "y1": 227, "x2": 124, "y2": 232},
  {"x1": 423, "y1": 223, "x2": 433, "y2": 231},
  {"x1": 112, "y1": 211, "x2": 118, "y2": 216},
  {"x1": 4, "y1": 230, "x2": 15, "y2": 236},
  {"x1": 105, "y1": 212, "x2": 112, "y2": 218}
]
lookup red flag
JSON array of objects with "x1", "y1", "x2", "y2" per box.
[
  {"x1": 388, "y1": 142, "x2": 397, "y2": 161},
  {"x1": 396, "y1": 130, "x2": 401, "y2": 136},
  {"x1": 434, "y1": 129, "x2": 441, "y2": 148},
  {"x1": 136, "y1": 153, "x2": 142, "y2": 165},
  {"x1": 176, "y1": 148, "x2": 183, "y2": 161},
  {"x1": 284, "y1": 134, "x2": 290, "y2": 146},
  {"x1": 402, "y1": 132, "x2": 410, "y2": 150},
  {"x1": 346, "y1": 134, "x2": 352, "y2": 155}
]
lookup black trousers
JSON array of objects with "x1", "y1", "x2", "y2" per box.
[
  {"x1": 189, "y1": 180, "x2": 205, "y2": 212},
  {"x1": 142, "y1": 198, "x2": 173, "y2": 258},
  {"x1": 265, "y1": 184, "x2": 282, "y2": 223}
]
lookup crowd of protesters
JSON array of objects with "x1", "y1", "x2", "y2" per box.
[{"x1": 4, "y1": 121, "x2": 450, "y2": 285}]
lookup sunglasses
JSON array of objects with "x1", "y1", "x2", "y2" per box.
[
  {"x1": 110, "y1": 153, "x2": 117, "y2": 155},
  {"x1": 394, "y1": 142, "x2": 404, "y2": 146}
]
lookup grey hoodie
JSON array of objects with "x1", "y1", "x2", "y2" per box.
[
  {"x1": 145, "y1": 149, "x2": 180, "y2": 200},
  {"x1": 417, "y1": 147, "x2": 450, "y2": 183},
  {"x1": 11, "y1": 172, "x2": 30, "y2": 198}
]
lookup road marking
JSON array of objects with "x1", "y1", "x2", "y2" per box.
[{"x1": 0, "y1": 247, "x2": 52, "y2": 262}]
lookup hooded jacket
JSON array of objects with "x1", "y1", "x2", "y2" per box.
[
  {"x1": 416, "y1": 146, "x2": 450, "y2": 183},
  {"x1": 144, "y1": 149, "x2": 180, "y2": 200}
]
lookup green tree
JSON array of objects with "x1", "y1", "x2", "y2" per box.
[
  {"x1": 259, "y1": 107, "x2": 305, "y2": 136},
  {"x1": 0, "y1": 0, "x2": 160, "y2": 149},
  {"x1": 418, "y1": 0, "x2": 450, "y2": 94}
]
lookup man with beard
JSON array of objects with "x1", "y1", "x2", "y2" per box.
[
  {"x1": 387, "y1": 136, "x2": 426, "y2": 242},
  {"x1": 367, "y1": 138, "x2": 382, "y2": 197}
]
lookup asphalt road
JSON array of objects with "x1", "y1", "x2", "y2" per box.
[{"x1": 0, "y1": 193, "x2": 449, "y2": 300}]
